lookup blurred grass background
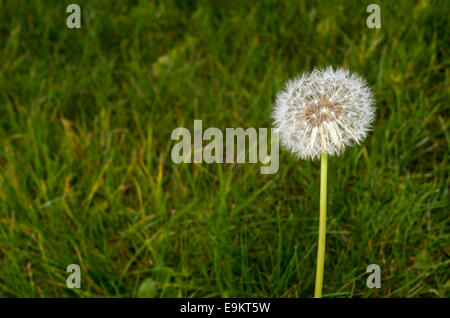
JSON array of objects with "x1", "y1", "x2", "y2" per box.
[{"x1": 0, "y1": 0, "x2": 448, "y2": 297}]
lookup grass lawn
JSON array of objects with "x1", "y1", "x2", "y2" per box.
[{"x1": 0, "y1": 0, "x2": 448, "y2": 297}]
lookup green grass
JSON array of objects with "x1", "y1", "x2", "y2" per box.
[{"x1": 0, "y1": 0, "x2": 448, "y2": 298}]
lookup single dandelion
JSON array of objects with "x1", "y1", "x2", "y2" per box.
[{"x1": 272, "y1": 66, "x2": 376, "y2": 297}]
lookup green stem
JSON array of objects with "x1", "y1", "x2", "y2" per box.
[{"x1": 314, "y1": 151, "x2": 327, "y2": 298}]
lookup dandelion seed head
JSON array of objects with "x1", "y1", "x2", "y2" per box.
[{"x1": 272, "y1": 66, "x2": 376, "y2": 160}]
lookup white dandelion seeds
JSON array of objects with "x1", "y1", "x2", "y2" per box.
[
  {"x1": 272, "y1": 66, "x2": 376, "y2": 298},
  {"x1": 272, "y1": 66, "x2": 376, "y2": 160}
]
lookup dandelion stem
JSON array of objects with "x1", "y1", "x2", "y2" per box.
[{"x1": 314, "y1": 151, "x2": 327, "y2": 298}]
